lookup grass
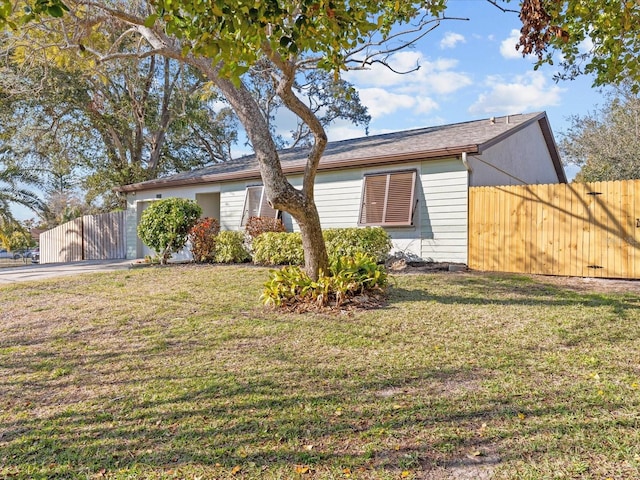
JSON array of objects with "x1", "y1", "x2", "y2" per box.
[{"x1": 1, "y1": 264, "x2": 639, "y2": 479}]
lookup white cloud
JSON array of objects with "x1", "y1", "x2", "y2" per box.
[
  {"x1": 468, "y1": 71, "x2": 565, "y2": 115},
  {"x1": 427, "y1": 71, "x2": 473, "y2": 95},
  {"x1": 345, "y1": 51, "x2": 423, "y2": 88},
  {"x1": 414, "y1": 97, "x2": 440, "y2": 114},
  {"x1": 440, "y1": 32, "x2": 466, "y2": 49},
  {"x1": 346, "y1": 52, "x2": 472, "y2": 96},
  {"x1": 578, "y1": 36, "x2": 594, "y2": 54},
  {"x1": 358, "y1": 88, "x2": 418, "y2": 119},
  {"x1": 326, "y1": 121, "x2": 369, "y2": 141},
  {"x1": 500, "y1": 29, "x2": 532, "y2": 60}
]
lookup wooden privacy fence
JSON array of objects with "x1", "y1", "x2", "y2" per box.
[
  {"x1": 469, "y1": 180, "x2": 640, "y2": 279},
  {"x1": 39, "y1": 211, "x2": 126, "y2": 264}
]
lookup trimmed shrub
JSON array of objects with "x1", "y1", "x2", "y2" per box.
[
  {"x1": 245, "y1": 216, "x2": 286, "y2": 240},
  {"x1": 261, "y1": 252, "x2": 388, "y2": 309},
  {"x1": 214, "y1": 230, "x2": 250, "y2": 263},
  {"x1": 188, "y1": 217, "x2": 220, "y2": 263},
  {"x1": 137, "y1": 198, "x2": 202, "y2": 264},
  {"x1": 250, "y1": 227, "x2": 392, "y2": 266},
  {"x1": 323, "y1": 227, "x2": 392, "y2": 263},
  {"x1": 252, "y1": 232, "x2": 304, "y2": 266}
]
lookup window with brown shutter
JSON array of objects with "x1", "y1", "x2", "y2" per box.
[
  {"x1": 240, "y1": 186, "x2": 278, "y2": 226},
  {"x1": 358, "y1": 170, "x2": 417, "y2": 226}
]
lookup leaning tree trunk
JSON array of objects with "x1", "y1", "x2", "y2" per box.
[
  {"x1": 295, "y1": 202, "x2": 329, "y2": 281},
  {"x1": 129, "y1": 30, "x2": 332, "y2": 279},
  {"x1": 209, "y1": 69, "x2": 330, "y2": 280}
]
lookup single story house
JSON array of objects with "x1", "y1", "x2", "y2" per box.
[{"x1": 117, "y1": 111, "x2": 566, "y2": 264}]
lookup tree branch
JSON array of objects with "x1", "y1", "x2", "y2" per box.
[{"x1": 263, "y1": 43, "x2": 327, "y2": 203}]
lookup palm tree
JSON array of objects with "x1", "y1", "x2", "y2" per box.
[{"x1": 0, "y1": 164, "x2": 45, "y2": 224}]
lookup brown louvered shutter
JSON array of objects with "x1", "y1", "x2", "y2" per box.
[
  {"x1": 359, "y1": 171, "x2": 416, "y2": 226},
  {"x1": 384, "y1": 171, "x2": 416, "y2": 225},
  {"x1": 359, "y1": 174, "x2": 387, "y2": 224}
]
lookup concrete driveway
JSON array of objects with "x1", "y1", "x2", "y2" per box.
[{"x1": 0, "y1": 259, "x2": 135, "y2": 284}]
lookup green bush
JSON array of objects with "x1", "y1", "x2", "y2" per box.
[
  {"x1": 323, "y1": 227, "x2": 391, "y2": 263},
  {"x1": 214, "y1": 230, "x2": 250, "y2": 263},
  {"x1": 261, "y1": 252, "x2": 388, "y2": 309},
  {"x1": 252, "y1": 232, "x2": 304, "y2": 265},
  {"x1": 137, "y1": 198, "x2": 202, "y2": 264},
  {"x1": 251, "y1": 227, "x2": 392, "y2": 266}
]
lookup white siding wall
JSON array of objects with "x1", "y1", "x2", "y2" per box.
[
  {"x1": 308, "y1": 158, "x2": 468, "y2": 263},
  {"x1": 469, "y1": 121, "x2": 561, "y2": 186},
  {"x1": 419, "y1": 159, "x2": 468, "y2": 263},
  {"x1": 314, "y1": 171, "x2": 362, "y2": 228},
  {"x1": 125, "y1": 158, "x2": 469, "y2": 264},
  {"x1": 125, "y1": 182, "x2": 245, "y2": 260}
]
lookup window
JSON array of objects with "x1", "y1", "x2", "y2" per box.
[
  {"x1": 358, "y1": 170, "x2": 417, "y2": 226},
  {"x1": 240, "y1": 186, "x2": 278, "y2": 226}
]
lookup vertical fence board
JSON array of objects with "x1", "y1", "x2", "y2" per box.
[
  {"x1": 557, "y1": 184, "x2": 570, "y2": 276},
  {"x1": 576, "y1": 183, "x2": 591, "y2": 278},
  {"x1": 631, "y1": 181, "x2": 637, "y2": 279},
  {"x1": 469, "y1": 179, "x2": 640, "y2": 279},
  {"x1": 593, "y1": 181, "x2": 606, "y2": 278},
  {"x1": 608, "y1": 181, "x2": 621, "y2": 278}
]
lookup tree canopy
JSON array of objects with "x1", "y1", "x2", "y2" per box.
[
  {"x1": 0, "y1": 17, "x2": 240, "y2": 211},
  {"x1": 517, "y1": 0, "x2": 640, "y2": 88}
]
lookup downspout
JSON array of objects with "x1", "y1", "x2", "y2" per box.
[
  {"x1": 461, "y1": 152, "x2": 471, "y2": 171},
  {"x1": 461, "y1": 152, "x2": 472, "y2": 176}
]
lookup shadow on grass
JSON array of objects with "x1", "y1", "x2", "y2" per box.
[
  {"x1": 2, "y1": 272, "x2": 640, "y2": 478},
  {"x1": 2, "y1": 339, "x2": 639, "y2": 478},
  {"x1": 389, "y1": 273, "x2": 640, "y2": 315}
]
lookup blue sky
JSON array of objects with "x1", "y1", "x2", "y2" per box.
[
  {"x1": 12, "y1": 2, "x2": 606, "y2": 221},
  {"x1": 320, "y1": 1, "x2": 603, "y2": 183}
]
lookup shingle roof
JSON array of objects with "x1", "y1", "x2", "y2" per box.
[{"x1": 118, "y1": 112, "x2": 562, "y2": 192}]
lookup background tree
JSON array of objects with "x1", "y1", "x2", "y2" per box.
[
  {"x1": 560, "y1": 84, "x2": 640, "y2": 182},
  {"x1": 1, "y1": 227, "x2": 35, "y2": 253},
  {"x1": 0, "y1": 26, "x2": 239, "y2": 211},
  {"x1": 245, "y1": 59, "x2": 370, "y2": 149}
]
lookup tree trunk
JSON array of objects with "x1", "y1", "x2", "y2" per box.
[
  {"x1": 193, "y1": 60, "x2": 330, "y2": 279},
  {"x1": 296, "y1": 203, "x2": 329, "y2": 280}
]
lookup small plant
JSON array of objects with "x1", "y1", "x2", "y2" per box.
[
  {"x1": 137, "y1": 198, "x2": 202, "y2": 264},
  {"x1": 214, "y1": 230, "x2": 250, "y2": 263},
  {"x1": 261, "y1": 252, "x2": 388, "y2": 310},
  {"x1": 252, "y1": 232, "x2": 304, "y2": 265},
  {"x1": 245, "y1": 216, "x2": 286, "y2": 240},
  {"x1": 144, "y1": 254, "x2": 161, "y2": 265},
  {"x1": 188, "y1": 217, "x2": 220, "y2": 263},
  {"x1": 324, "y1": 227, "x2": 391, "y2": 263}
]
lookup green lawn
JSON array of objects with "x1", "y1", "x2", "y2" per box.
[{"x1": 1, "y1": 265, "x2": 639, "y2": 479}]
